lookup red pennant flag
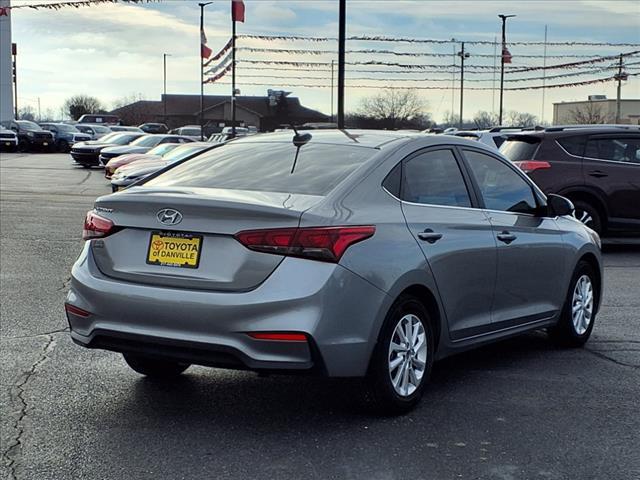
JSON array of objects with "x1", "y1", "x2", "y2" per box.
[
  {"x1": 232, "y1": 0, "x2": 245, "y2": 23},
  {"x1": 502, "y1": 46, "x2": 512, "y2": 64},
  {"x1": 0, "y1": 7, "x2": 9, "y2": 16},
  {"x1": 201, "y1": 28, "x2": 212, "y2": 59}
]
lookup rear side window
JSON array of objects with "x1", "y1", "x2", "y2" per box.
[
  {"x1": 144, "y1": 142, "x2": 375, "y2": 196},
  {"x1": 585, "y1": 137, "x2": 640, "y2": 164},
  {"x1": 400, "y1": 149, "x2": 471, "y2": 207},
  {"x1": 500, "y1": 136, "x2": 541, "y2": 161},
  {"x1": 557, "y1": 135, "x2": 587, "y2": 156},
  {"x1": 464, "y1": 150, "x2": 538, "y2": 214}
]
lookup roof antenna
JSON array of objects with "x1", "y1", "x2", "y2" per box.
[{"x1": 289, "y1": 123, "x2": 312, "y2": 174}]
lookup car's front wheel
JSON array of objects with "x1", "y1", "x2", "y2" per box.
[
  {"x1": 123, "y1": 353, "x2": 190, "y2": 378},
  {"x1": 367, "y1": 295, "x2": 434, "y2": 415},
  {"x1": 58, "y1": 140, "x2": 70, "y2": 153},
  {"x1": 548, "y1": 260, "x2": 598, "y2": 347},
  {"x1": 572, "y1": 200, "x2": 603, "y2": 235}
]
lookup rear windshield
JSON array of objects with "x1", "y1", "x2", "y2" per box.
[
  {"x1": 144, "y1": 142, "x2": 376, "y2": 196},
  {"x1": 500, "y1": 136, "x2": 541, "y2": 161}
]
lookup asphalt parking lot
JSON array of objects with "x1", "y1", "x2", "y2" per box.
[{"x1": 1, "y1": 152, "x2": 639, "y2": 480}]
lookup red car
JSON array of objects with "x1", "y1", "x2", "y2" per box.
[{"x1": 104, "y1": 143, "x2": 180, "y2": 179}]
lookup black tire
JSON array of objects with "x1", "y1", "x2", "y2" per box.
[
  {"x1": 18, "y1": 140, "x2": 29, "y2": 152},
  {"x1": 123, "y1": 353, "x2": 190, "y2": 378},
  {"x1": 58, "y1": 140, "x2": 70, "y2": 153},
  {"x1": 366, "y1": 295, "x2": 434, "y2": 415},
  {"x1": 81, "y1": 164, "x2": 91, "y2": 169},
  {"x1": 548, "y1": 261, "x2": 598, "y2": 348},
  {"x1": 572, "y1": 200, "x2": 603, "y2": 235}
]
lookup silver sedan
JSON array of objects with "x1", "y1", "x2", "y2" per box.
[{"x1": 66, "y1": 130, "x2": 602, "y2": 414}]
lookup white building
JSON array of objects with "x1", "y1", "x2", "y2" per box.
[
  {"x1": 553, "y1": 96, "x2": 640, "y2": 125},
  {"x1": 0, "y1": 0, "x2": 13, "y2": 123}
]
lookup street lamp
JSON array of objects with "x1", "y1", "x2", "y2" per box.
[
  {"x1": 163, "y1": 53, "x2": 171, "y2": 123},
  {"x1": 498, "y1": 14, "x2": 515, "y2": 125}
]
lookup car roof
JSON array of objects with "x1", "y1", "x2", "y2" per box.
[
  {"x1": 506, "y1": 126, "x2": 640, "y2": 139},
  {"x1": 234, "y1": 129, "x2": 420, "y2": 149}
]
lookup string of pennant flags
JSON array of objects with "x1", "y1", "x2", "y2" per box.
[{"x1": 0, "y1": 0, "x2": 160, "y2": 14}]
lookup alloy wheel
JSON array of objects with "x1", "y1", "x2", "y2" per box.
[
  {"x1": 574, "y1": 209, "x2": 593, "y2": 227},
  {"x1": 572, "y1": 275, "x2": 594, "y2": 335},
  {"x1": 388, "y1": 314, "x2": 427, "y2": 397}
]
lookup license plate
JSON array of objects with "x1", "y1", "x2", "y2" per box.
[
  {"x1": 4, "y1": 142, "x2": 10, "y2": 146},
  {"x1": 146, "y1": 231, "x2": 202, "y2": 269},
  {"x1": 43, "y1": 142, "x2": 48, "y2": 146}
]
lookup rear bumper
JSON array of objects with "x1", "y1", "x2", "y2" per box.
[{"x1": 67, "y1": 244, "x2": 391, "y2": 377}]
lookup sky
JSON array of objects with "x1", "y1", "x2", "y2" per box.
[{"x1": 9, "y1": 0, "x2": 640, "y2": 123}]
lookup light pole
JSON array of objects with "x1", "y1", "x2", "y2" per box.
[
  {"x1": 498, "y1": 14, "x2": 515, "y2": 125},
  {"x1": 330, "y1": 59, "x2": 335, "y2": 123},
  {"x1": 614, "y1": 54, "x2": 627, "y2": 123},
  {"x1": 163, "y1": 53, "x2": 171, "y2": 123},
  {"x1": 199, "y1": 2, "x2": 213, "y2": 141},
  {"x1": 337, "y1": 0, "x2": 346, "y2": 129}
]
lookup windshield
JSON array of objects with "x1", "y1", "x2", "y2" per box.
[
  {"x1": 500, "y1": 136, "x2": 541, "y2": 161},
  {"x1": 130, "y1": 135, "x2": 163, "y2": 148},
  {"x1": 112, "y1": 133, "x2": 144, "y2": 145},
  {"x1": 93, "y1": 125, "x2": 111, "y2": 133},
  {"x1": 163, "y1": 144, "x2": 211, "y2": 162},
  {"x1": 180, "y1": 128, "x2": 200, "y2": 136},
  {"x1": 144, "y1": 142, "x2": 375, "y2": 196},
  {"x1": 147, "y1": 143, "x2": 180, "y2": 156},
  {"x1": 95, "y1": 132, "x2": 119, "y2": 142},
  {"x1": 17, "y1": 120, "x2": 41, "y2": 130},
  {"x1": 56, "y1": 124, "x2": 80, "y2": 133}
]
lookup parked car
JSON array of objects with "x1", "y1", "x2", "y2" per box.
[
  {"x1": 70, "y1": 132, "x2": 146, "y2": 168},
  {"x1": 171, "y1": 125, "x2": 202, "y2": 139},
  {"x1": 0, "y1": 126, "x2": 18, "y2": 151},
  {"x1": 501, "y1": 125, "x2": 640, "y2": 236},
  {"x1": 75, "y1": 124, "x2": 112, "y2": 140},
  {"x1": 67, "y1": 130, "x2": 602, "y2": 414},
  {"x1": 110, "y1": 142, "x2": 217, "y2": 191},
  {"x1": 39, "y1": 123, "x2": 92, "y2": 152},
  {"x1": 139, "y1": 123, "x2": 168, "y2": 134},
  {"x1": 98, "y1": 134, "x2": 193, "y2": 165},
  {"x1": 77, "y1": 114, "x2": 120, "y2": 125},
  {"x1": 104, "y1": 142, "x2": 180, "y2": 179},
  {"x1": 2, "y1": 120, "x2": 54, "y2": 152},
  {"x1": 451, "y1": 127, "x2": 523, "y2": 150},
  {"x1": 110, "y1": 126, "x2": 144, "y2": 133}
]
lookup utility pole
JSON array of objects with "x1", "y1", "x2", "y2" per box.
[
  {"x1": 615, "y1": 54, "x2": 626, "y2": 124},
  {"x1": 231, "y1": 7, "x2": 237, "y2": 137},
  {"x1": 541, "y1": 25, "x2": 548, "y2": 124},
  {"x1": 330, "y1": 59, "x2": 335, "y2": 123},
  {"x1": 163, "y1": 53, "x2": 171, "y2": 123},
  {"x1": 498, "y1": 14, "x2": 515, "y2": 125},
  {"x1": 37, "y1": 97, "x2": 41, "y2": 122},
  {"x1": 199, "y1": 2, "x2": 212, "y2": 141},
  {"x1": 458, "y1": 42, "x2": 469, "y2": 128},
  {"x1": 12, "y1": 43, "x2": 17, "y2": 120},
  {"x1": 337, "y1": 0, "x2": 346, "y2": 129}
]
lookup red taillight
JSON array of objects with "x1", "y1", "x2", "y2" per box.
[
  {"x1": 235, "y1": 226, "x2": 375, "y2": 263},
  {"x1": 82, "y1": 211, "x2": 116, "y2": 240},
  {"x1": 514, "y1": 160, "x2": 551, "y2": 173},
  {"x1": 247, "y1": 332, "x2": 307, "y2": 342},
  {"x1": 64, "y1": 303, "x2": 91, "y2": 318}
]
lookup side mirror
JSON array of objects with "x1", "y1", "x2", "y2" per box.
[{"x1": 547, "y1": 194, "x2": 574, "y2": 217}]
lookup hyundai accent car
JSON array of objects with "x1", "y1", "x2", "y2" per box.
[{"x1": 66, "y1": 130, "x2": 602, "y2": 414}]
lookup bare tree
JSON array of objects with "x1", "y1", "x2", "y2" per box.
[
  {"x1": 17, "y1": 106, "x2": 36, "y2": 121},
  {"x1": 473, "y1": 111, "x2": 499, "y2": 129},
  {"x1": 64, "y1": 95, "x2": 103, "y2": 120},
  {"x1": 505, "y1": 110, "x2": 538, "y2": 128},
  {"x1": 358, "y1": 89, "x2": 428, "y2": 129},
  {"x1": 440, "y1": 110, "x2": 459, "y2": 128},
  {"x1": 112, "y1": 93, "x2": 146, "y2": 111},
  {"x1": 568, "y1": 103, "x2": 611, "y2": 124}
]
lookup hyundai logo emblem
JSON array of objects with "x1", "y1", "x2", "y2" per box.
[{"x1": 157, "y1": 208, "x2": 183, "y2": 226}]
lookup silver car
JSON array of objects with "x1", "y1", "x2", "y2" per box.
[{"x1": 66, "y1": 130, "x2": 602, "y2": 414}]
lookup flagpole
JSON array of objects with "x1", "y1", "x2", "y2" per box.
[
  {"x1": 231, "y1": 14, "x2": 236, "y2": 137},
  {"x1": 199, "y1": 3, "x2": 212, "y2": 141},
  {"x1": 498, "y1": 14, "x2": 515, "y2": 126}
]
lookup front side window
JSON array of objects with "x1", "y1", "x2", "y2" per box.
[
  {"x1": 400, "y1": 149, "x2": 472, "y2": 208},
  {"x1": 585, "y1": 137, "x2": 640, "y2": 164},
  {"x1": 464, "y1": 150, "x2": 538, "y2": 214}
]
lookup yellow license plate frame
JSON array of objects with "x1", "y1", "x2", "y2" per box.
[{"x1": 146, "y1": 231, "x2": 202, "y2": 269}]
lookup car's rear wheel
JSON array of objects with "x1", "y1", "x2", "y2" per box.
[
  {"x1": 548, "y1": 261, "x2": 598, "y2": 347},
  {"x1": 58, "y1": 140, "x2": 69, "y2": 153},
  {"x1": 367, "y1": 295, "x2": 434, "y2": 415},
  {"x1": 123, "y1": 353, "x2": 190, "y2": 378},
  {"x1": 572, "y1": 200, "x2": 603, "y2": 235}
]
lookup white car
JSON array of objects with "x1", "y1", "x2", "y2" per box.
[
  {"x1": 75, "y1": 124, "x2": 112, "y2": 140},
  {"x1": 0, "y1": 126, "x2": 18, "y2": 151},
  {"x1": 451, "y1": 127, "x2": 523, "y2": 150}
]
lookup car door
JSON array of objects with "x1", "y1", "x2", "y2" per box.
[
  {"x1": 460, "y1": 148, "x2": 568, "y2": 327},
  {"x1": 398, "y1": 147, "x2": 498, "y2": 340},
  {"x1": 583, "y1": 135, "x2": 640, "y2": 226}
]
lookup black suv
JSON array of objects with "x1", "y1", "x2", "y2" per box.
[
  {"x1": 2, "y1": 120, "x2": 55, "y2": 152},
  {"x1": 500, "y1": 125, "x2": 640, "y2": 236}
]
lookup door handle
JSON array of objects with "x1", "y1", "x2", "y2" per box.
[
  {"x1": 588, "y1": 170, "x2": 608, "y2": 178},
  {"x1": 497, "y1": 231, "x2": 517, "y2": 244},
  {"x1": 417, "y1": 229, "x2": 443, "y2": 244}
]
